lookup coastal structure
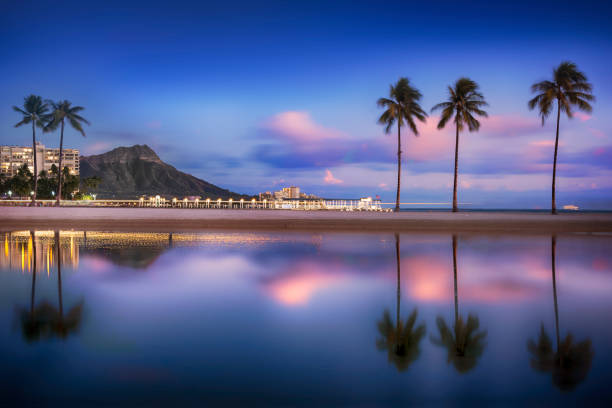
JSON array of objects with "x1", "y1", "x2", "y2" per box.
[
  {"x1": 259, "y1": 186, "x2": 319, "y2": 201},
  {"x1": 0, "y1": 142, "x2": 80, "y2": 177}
]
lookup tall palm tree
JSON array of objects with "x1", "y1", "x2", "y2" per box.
[
  {"x1": 528, "y1": 62, "x2": 594, "y2": 214},
  {"x1": 377, "y1": 78, "x2": 427, "y2": 212},
  {"x1": 527, "y1": 236, "x2": 594, "y2": 391},
  {"x1": 432, "y1": 78, "x2": 488, "y2": 212},
  {"x1": 376, "y1": 233, "x2": 426, "y2": 371},
  {"x1": 13, "y1": 95, "x2": 49, "y2": 205},
  {"x1": 431, "y1": 235, "x2": 487, "y2": 373},
  {"x1": 45, "y1": 100, "x2": 90, "y2": 205}
]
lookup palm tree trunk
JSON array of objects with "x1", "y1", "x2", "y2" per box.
[
  {"x1": 55, "y1": 231, "x2": 63, "y2": 317},
  {"x1": 395, "y1": 233, "x2": 401, "y2": 328},
  {"x1": 30, "y1": 231, "x2": 37, "y2": 315},
  {"x1": 452, "y1": 123, "x2": 460, "y2": 212},
  {"x1": 31, "y1": 121, "x2": 38, "y2": 206},
  {"x1": 452, "y1": 234, "x2": 459, "y2": 324},
  {"x1": 551, "y1": 235, "x2": 560, "y2": 352},
  {"x1": 395, "y1": 121, "x2": 402, "y2": 212},
  {"x1": 551, "y1": 102, "x2": 561, "y2": 214},
  {"x1": 56, "y1": 120, "x2": 65, "y2": 206}
]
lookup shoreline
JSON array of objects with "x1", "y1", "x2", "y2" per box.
[{"x1": 1, "y1": 207, "x2": 612, "y2": 234}]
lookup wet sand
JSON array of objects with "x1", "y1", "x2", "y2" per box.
[{"x1": 1, "y1": 206, "x2": 611, "y2": 234}]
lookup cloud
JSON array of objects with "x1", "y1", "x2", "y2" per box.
[
  {"x1": 82, "y1": 141, "x2": 113, "y2": 155},
  {"x1": 479, "y1": 115, "x2": 542, "y2": 138},
  {"x1": 323, "y1": 169, "x2": 343, "y2": 184},
  {"x1": 262, "y1": 111, "x2": 344, "y2": 142},
  {"x1": 574, "y1": 112, "x2": 592, "y2": 122}
]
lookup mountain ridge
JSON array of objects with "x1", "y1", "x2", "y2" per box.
[{"x1": 80, "y1": 144, "x2": 247, "y2": 199}]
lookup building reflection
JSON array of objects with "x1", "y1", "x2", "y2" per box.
[
  {"x1": 430, "y1": 235, "x2": 487, "y2": 374},
  {"x1": 1, "y1": 231, "x2": 78, "y2": 274},
  {"x1": 527, "y1": 236, "x2": 594, "y2": 391},
  {"x1": 376, "y1": 233, "x2": 426, "y2": 372}
]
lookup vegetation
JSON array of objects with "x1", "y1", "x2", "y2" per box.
[
  {"x1": 432, "y1": 78, "x2": 488, "y2": 212},
  {"x1": 44, "y1": 100, "x2": 90, "y2": 205},
  {"x1": 377, "y1": 78, "x2": 427, "y2": 212},
  {"x1": 529, "y1": 62, "x2": 594, "y2": 214},
  {"x1": 1, "y1": 164, "x2": 79, "y2": 199},
  {"x1": 13, "y1": 95, "x2": 49, "y2": 205},
  {"x1": 4, "y1": 62, "x2": 596, "y2": 209}
]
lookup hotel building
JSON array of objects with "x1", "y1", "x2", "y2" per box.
[{"x1": 0, "y1": 143, "x2": 80, "y2": 177}]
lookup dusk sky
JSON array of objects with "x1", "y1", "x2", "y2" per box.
[{"x1": 1, "y1": 0, "x2": 611, "y2": 209}]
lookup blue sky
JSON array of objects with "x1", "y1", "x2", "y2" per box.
[{"x1": 1, "y1": 0, "x2": 611, "y2": 208}]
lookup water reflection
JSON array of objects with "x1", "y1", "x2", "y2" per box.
[
  {"x1": 15, "y1": 231, "x2": 83, "y2": 342},
  {"x1": 376, "y1": 233, "x2": 426, "y2": 372},
  {"x1": 527, "y1": 236, "x2": 594, "y2": 391},
  {"x1": 0, "y1": 230, "x2": 610, "y2": 405},
  {"x1": 430, "y1": 235, "x2": 487, "y2": 373}
]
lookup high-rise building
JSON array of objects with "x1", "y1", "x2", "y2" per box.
[{"x1": 0, "y1": 142, "x2": 79, "y2": 177}]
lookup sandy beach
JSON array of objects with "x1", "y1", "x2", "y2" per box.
[{"x1": 1, "y1": 206, "x2": 611, "y2": 233}]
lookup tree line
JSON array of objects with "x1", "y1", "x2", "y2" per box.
[
  {"x1": 378, "y1": 61, "x2": 594, "y2": 214},
  {"x1": 8, "y1": 96, "x2": 91, "y2": 205},
  {"x1": 0, "y1": 163, "x2": 100, "y2": 200}
]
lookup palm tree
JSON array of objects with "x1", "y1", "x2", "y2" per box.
[
  {"x1": 528, "y1": 62, "x2": 594, "y2": 214},
  {"x1": 44, "y1": 100, "x2": 90, "y2": 205},
  {"x1": 376, "y1": 233, "x2": 426, "y2": 371},
  {"x1": 13, "y1": 95, "x2": 50, "y2": 205},
  {"x1": 377, "y1": 78, "x2": 427, "y2": 212},
  {"x1": 432, "y1": 78, "x2": 488, "y2": 212},
  {"x1": 430, "y1": 235, "x2": 487, "y2": 373},
  {"x1": 527, "y1": 236, "x2": 594, "y2": 391}
]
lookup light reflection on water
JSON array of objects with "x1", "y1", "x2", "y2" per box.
[{"x1": 0, "y1": 230, "x2": 611, "y2": 406}]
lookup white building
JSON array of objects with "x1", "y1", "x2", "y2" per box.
[{"x1": 0, "y1": 142, "x2": 79, "y2": 177}]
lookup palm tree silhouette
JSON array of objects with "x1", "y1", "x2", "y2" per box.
[
  {"x1": 376, "y1": 233, "x2": 426, "y2": 371},
  {"x1": 377, "y1": 78, "x2": 427, "y2": 212},
  {"x1": 44, "y1": 100, "x2": 90, "y2": 205},
  {"x1": 13, "y1": 95, "x2": 50, "y2": 205},
  {"x1": 431, "y1": 78, "x2": 488, "y2": 212},
  {"x1": 528, "y1": 62, "x2": 594, "y2": 214},
  {"x1": 53, "y1": 231, "x2": 83, "y2": 338},
  {"x1": 430, "y1": 235, "x2": 487, "y2": 373},
  {"x1": 17, "y1": 231, "x2": 83, "y2": 341},
  {"x1": 527, "y1": 236, "x2": 594, "y2": 391}
]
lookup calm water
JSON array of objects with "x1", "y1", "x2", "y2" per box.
[{"x1": 1, "y1": 230, "x2": 611, "y2": 406}]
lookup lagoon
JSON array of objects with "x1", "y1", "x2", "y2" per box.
[{"x1": 0, "y1": 230, "x2": 611, "y2": 406}]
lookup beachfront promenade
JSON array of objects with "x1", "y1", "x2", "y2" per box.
[{"x1": 1, "y1": 207, "x2": 611, "y2": 233}]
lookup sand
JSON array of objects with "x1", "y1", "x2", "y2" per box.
[{"x1": 1, "y1": 206, "x2": 611, "y2": 234}]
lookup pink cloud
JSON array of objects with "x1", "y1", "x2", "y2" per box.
[
  {"x1": 262, "y1": 111, "x2": 344, "y2": 142},
  {"x1": 574, "y1": 112, "x2": 592, "y2": 122},
  {"x1": 324, "y1": 169, "x2": 343, "y2": 184},
  {"x1": 588, "y1": 127, "x2": 605, "y2": 139},
  {"x1": 480, "y1": 115, "x2": 541, "y2": 137}
]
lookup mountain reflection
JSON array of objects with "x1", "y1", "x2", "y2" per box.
[
  {"x1": 376, "y1": 233, "x2": 426, "y2": 372},
  {"x1": 16, "y1": 231, "x2": 83, "y2": 342},
  {"x1": 430, "y1": 235, "x2": 487, "y2": 374},
  {"x1": 527, "y1": 236, "x2": 594, "y2": 391}
]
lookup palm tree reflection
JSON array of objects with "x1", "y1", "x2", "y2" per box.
[
  {"x1": 376, "y1": 233, "x2": 426, "y2": 372},
  {"x1": 527, "y1": 236, "x2": 594, "y2": 391},
  {"x1": 430, "y1": 235, "x2": 487, "y2": 374},
  {"x1": 17, "y1": 231, "x2": 83, "y2": 342}
]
